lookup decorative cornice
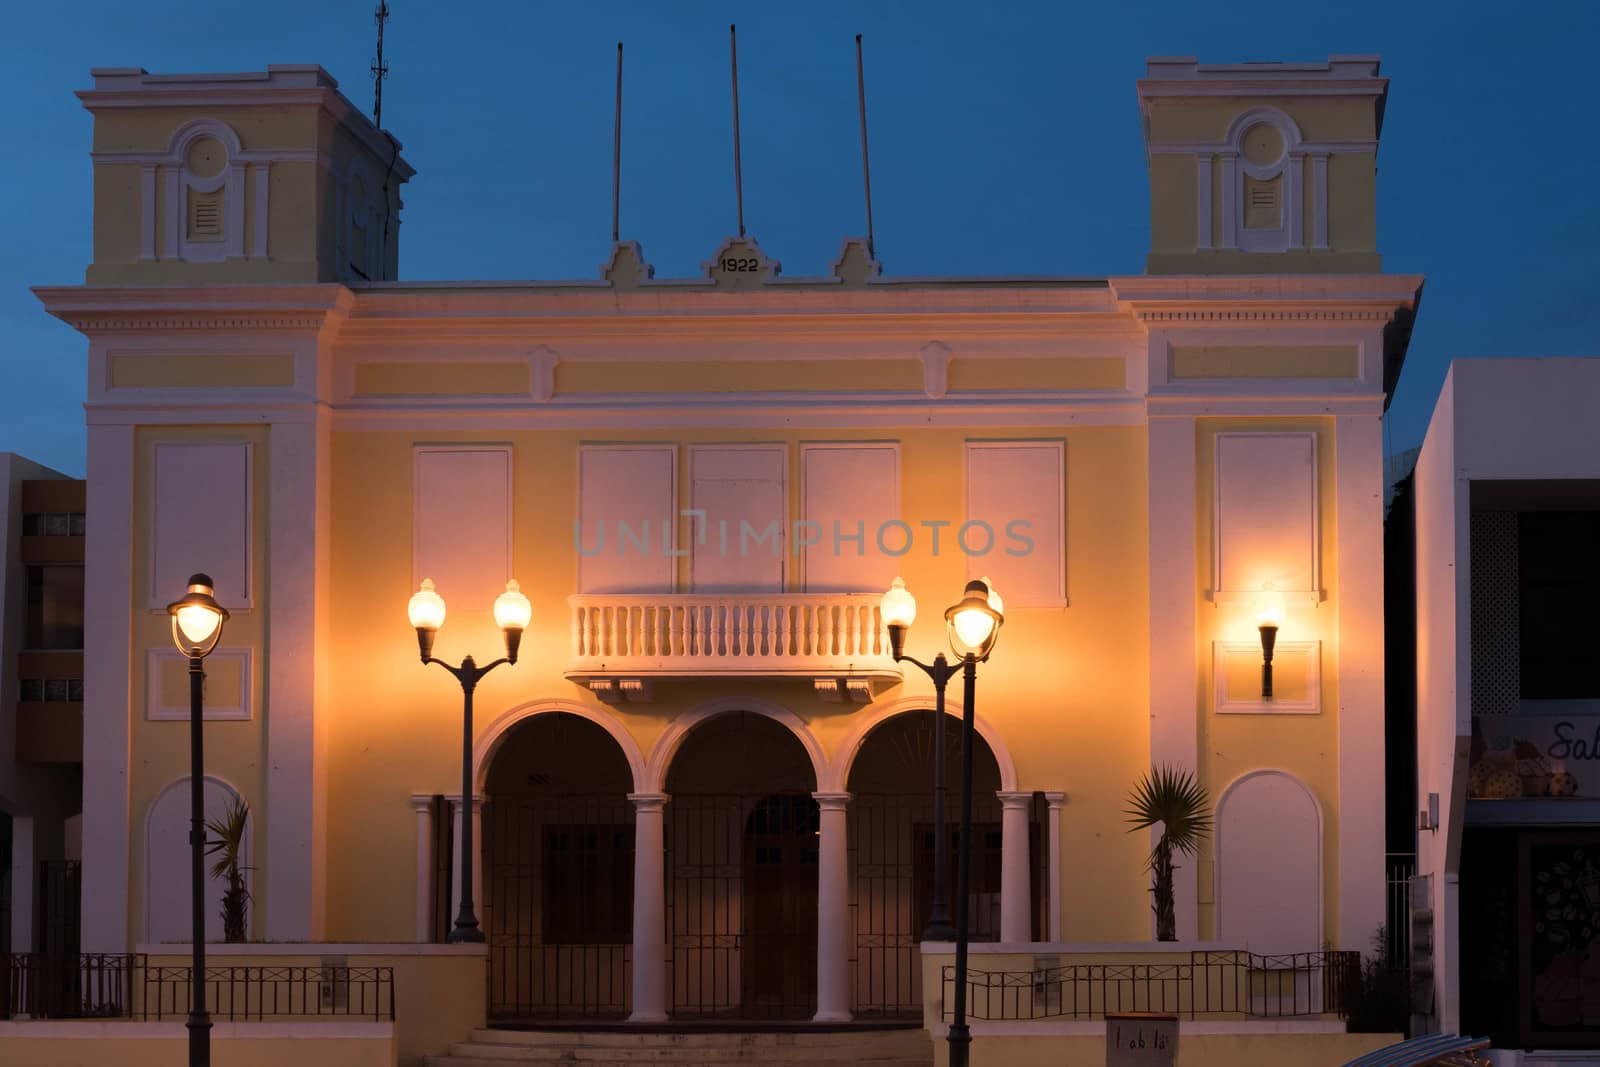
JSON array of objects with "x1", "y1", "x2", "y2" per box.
[
  {"x1": 32, "y1": 284, "x2": 355, "y2": 336},
  {"x1": 61, "y1": 314, "x2": 332, "y2": 333},
  {"x1": 1136, "y1": 308, "x2": 1392, "y2": 324}
]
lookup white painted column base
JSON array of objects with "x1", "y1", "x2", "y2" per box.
[
  {"x1": 409, "y1": 795, "x2": 434, "y2": 944},
  {"x1": 997, "y1": 791, "x2": 1033, "y2": 944},
  {"x1": 629, "y1": 792, "x2": 669, "y2": 1023},
  {"x1": 813, "y1": 792, "x2": 852, "y2": 1022},
  {"x1": 1043, "y1": 792, "x2": 1066, "y2": 942}
]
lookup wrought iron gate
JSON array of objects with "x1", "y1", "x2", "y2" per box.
[
  {"x1": 849, "y1": 793, "x2": 1042, "y2": 1017},
  {"x1": 482, "y1": 796, "x2": 633, "y2": 1020},
  {"x1": 667, "y1": 793, "x2": 819, "y2": 1019}
]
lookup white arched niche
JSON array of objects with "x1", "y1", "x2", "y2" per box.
[
  {"x1": 145, "y1": 776, "x2": 252, "y2": 944},
  {"x1": 1215, "y1": 769, "x2": 1322, "y2": 953}
]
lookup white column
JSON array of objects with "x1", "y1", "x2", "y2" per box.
[
  {"x1": 10, "y1": 816, "x2": 35, "y2": 953},
  {"x1": 1311, "y1": 154, "x2": 1330, "y2": 250},
  {"x1": 997, "y1": 791, "x2": 1033, "y2": 943},
  {"x1": 813, "y1": 792, "x2": 852, "y2": 1022},
  {"x1": 1043, "y1": 792, "x2": 1066, "y2": 942},
  {"x1": 448, "y1": 794, "x2": 484, "y2": 927},
  {"x1": 139, "y1": 165, "x2": 157, "y2": 260},
  {"x1": 409, "y1": 796, "x2": 434, "y2": 943},
  {"x1": 629, "y1": 792, "x2": 669, "y2": 1022},
  {"x1": 265, "y1": 418, "x2": 327, "y2": 941},
  {"x1": 81, "y1": 422, "x2": 135, "y2": 953},
  {"x1": 1148, "y1": 413, "x2": 1199, "y2": 941},
  {"x1": 1218, "y1": 154, "x2": 1239, "y2": 249},
  {"x1": 250, "y1": 162, "x2": 270, "y2": 259},
  {"x1": 1335, "y1": 413, "x2": 1386, "y2": 950},
  {"x1": 1195, "y1": 154, "x2": 1213, "y2": 250}
]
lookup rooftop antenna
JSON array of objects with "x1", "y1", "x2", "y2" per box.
[
  {"x1": 855, "y1": 34, "x2": 876, "y2": 261},
  {"x1": 612, "y1": 42, "x2": 623, "y2": 243},
  {"x1": 730, "y1": 24, "x2": 745, "y2": 237},
  {"x1": 371, "y1": 1, "x2": 390, "y2": 127}
]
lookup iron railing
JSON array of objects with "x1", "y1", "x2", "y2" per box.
[
  {"x1": 138, "y1": 965, "x2": 395, "y2": 1020},
  {"x1": 1387, "y1": 852, "x2": 1416, "y2": 969},
  {"x1": 2, "y1": 955, "x2": 394, "y2": 1021},
  {"x1": 941, "y1": 950, "x2": 1361, "y2": 1021},
  {"x1": 3, "y1": 953, "x2": 134, "y2": 1019}
]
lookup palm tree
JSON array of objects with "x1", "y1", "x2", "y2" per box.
[
  {"x1": 1124, "y1": 766, "x2": 1212, "y2": 942},
  {"x1": 205, "y1": 797, "x2": 251, "y2": 943}
]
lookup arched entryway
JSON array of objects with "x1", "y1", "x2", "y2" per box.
[
  {"x1": 481, "y1": 711, "x2": 636, "y2": 1021},
  {"x1": 663, "y1": 710, "x2": 820, "y2": 1020},
  {"x1": 846, "y1": 710, "x2": 1043, "y2": 1018}
]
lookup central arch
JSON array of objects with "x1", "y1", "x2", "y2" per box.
[{"x1": 657, "y1": 701, "x2": 822, "y2": 1020}]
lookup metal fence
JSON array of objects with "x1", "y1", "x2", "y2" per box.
[
  {"x1": 3, "y1": 953, "x2": 134, "y2": 1019},
  {"x1": 2, "y1": 955, "x2": 393, "y2": 1021},
  {"x1": 1387, "y1": 852, "x2": 1416, "y2": 969},
  {"x1": 941, "y1": 950, "x2": 1361, "y2": 1021}
]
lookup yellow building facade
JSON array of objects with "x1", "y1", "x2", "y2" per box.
[{"x1": 34, "y1": 56, "x2": 1420, "y2": 1034}]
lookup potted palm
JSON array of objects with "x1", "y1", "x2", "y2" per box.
[
  {"x1": 1124, "y1": 765, "x2": 1212, "y2": 942},
  {"x1": 205, "y1": 797, "x2": 251, "y2": 943}
]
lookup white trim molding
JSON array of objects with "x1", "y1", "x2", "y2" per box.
[
  {"x1": 1213, "y1": 640, "x2": 1321, "y2": 714},
  {"x1": 145, "y1": 647, "x2": 252, "y2": 720}
]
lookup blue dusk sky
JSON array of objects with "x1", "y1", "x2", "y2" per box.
[{"x1": 2, "y1": 1, "x2": 1596, "y2": 477}]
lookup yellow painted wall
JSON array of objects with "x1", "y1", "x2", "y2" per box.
[
  {"x1": 934, "y1": 1031, "x2": 1396, "y2": 1067},
  {"x1": 0, "y1": 1026, "x2": 395, "y2": 1067},
  {"x1": 85, "y1": 104, "x2": 400, "y2": 283},
  {"x1": 555, "y1": 360, "x2": 922, "y2": 395},
  {"x1": 948, "y1": 358, "x2": 1125, "y2": 392},
  {"x1": 1145, "y1": 98, "x2": 1379, "y2": 146},
  {"x1": 1170, "y1": 346, "x2": 1357, "y2": 380},
  {"x1": 1142, "y1": 96, "x2": 1381, "y2": 273},
  {"x1": 127, "y1": 426, "x2": 271, "y2": 945},
  {"x1": 356, "y1": 362, "x2": 531, "y2": 397},
  {"x1": 110, "y1": 353, "x2": 296, "y2": 389},
  {"x1": 1192, "y1": 418, "x2": 1341, "y2": 942},
  {"x1": 322, "y1": 422, "x2": 1151, "y2": 944}
]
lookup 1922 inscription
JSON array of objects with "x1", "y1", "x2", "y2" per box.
[{"x1": 718, "y1": 256, "x2": 760, "y2": 272}]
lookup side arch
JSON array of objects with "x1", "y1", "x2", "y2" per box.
[
  {"x1": 823, "y1": 695, "x2": 1020, "y2": 794},
  {"x1": 474, "y1": 698, "x2": 647, "y2": 795},
  {"x1": 643, "y1": 697, "x2": 827, "y2": 794},
  {"x1": 1213, "y1": 768, "x2": 1324, "y2": 952},
  {"x1": 143, "y1": 774, "x2": 251, "y2": 944}
]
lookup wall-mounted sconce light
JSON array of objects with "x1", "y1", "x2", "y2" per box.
[
  {"x1": 1418, "y1": 792, "x2": 1440, "y2": 833},
  {"x1": 1257, "y1": 592, "x2": 1283, "y2": 699}
]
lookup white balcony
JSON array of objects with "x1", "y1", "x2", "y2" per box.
[{"x1": 566, "y1": 593, "x2": 900, "y2": 701}]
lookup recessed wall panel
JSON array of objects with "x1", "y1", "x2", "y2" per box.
[
  {"x1": 413, "y1": 446, "x2": 512, "y2": 609},
  {"x1": 150, "y1": 441, "x2": 251, "y2": 609},
  {"x1": 577, "y1": 445, "x2": 677, "y2": 594},
  {"x1": 964, "y1": 441, "x2": 1065, "y2": 607},
  {"x1": 1214, "y1": 432, "x2": 1318, "y2": 597},
  {"x1": 802, "y1": 444, "x2": 899, "y2": 593}
]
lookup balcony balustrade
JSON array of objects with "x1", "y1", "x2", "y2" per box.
[{"x1": 566, "y1": 592, "x2": 900, "y2": 700}]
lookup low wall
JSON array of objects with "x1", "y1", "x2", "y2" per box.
[
  {"x1": 137, "y1": 942, "x2": 484, "y2": 1066},
  {"x1": 929, "y1": 1024, "x2": 1397, "y2": 1066},
  {"x1": 0, "y1": 1020, "x2": 395, "y2": 1067}
]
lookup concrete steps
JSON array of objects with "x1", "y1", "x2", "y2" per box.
[{"x1": 424, "y1": 1026, "x2": 934, "y2": 1067}]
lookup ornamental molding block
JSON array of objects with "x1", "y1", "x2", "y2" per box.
[{"x1": 920, "y1": 341, "x2": 952, "y2": 399}]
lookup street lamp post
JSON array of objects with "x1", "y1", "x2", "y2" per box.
[
  {"x1": 166, "y1": 574, "x2": 230, "y2": 1067},
  {"x1": 408, "y1": 578, "x2": 531, "y2": 942},
  {"x1": 880, "y1": 577, "x2": 1003, "y2": 1067}
]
